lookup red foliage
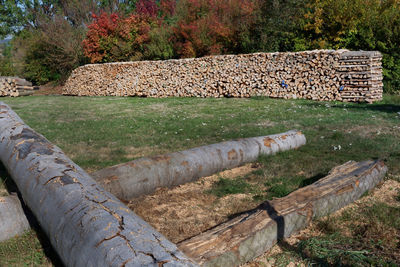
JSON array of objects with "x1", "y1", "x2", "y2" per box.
[
  {"x1": 159, "y1": 0, "x2": 176, "y2": 17},
  {"x1": 83, "y1": 12, "x2": 120, "y2": 63},
  {"x1": 173, "y1": 0, "x2": 259, "y2": 58},
  {"x1": 82, "y1": 0, "x2": 260, "y2": 62},
  {"x1": 83, "y1": 12, "x2": 157, "y2": 63},
  {"x1": 136, "y1": 0, "x2": 159, "y2": 17}
]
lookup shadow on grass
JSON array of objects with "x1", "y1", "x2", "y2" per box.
[
  {"x1": 335, "y1": 103, "x2": 400, "y2": 114},
  {"x1": 300, "y1": 173, "x2": 326, "y2": 187},
  {"x1": 303, "y1": 100, "x2": 400, "y2": 114},
  {"x1": 0, "y1": 163, "x2": 64, "y2": 267}
]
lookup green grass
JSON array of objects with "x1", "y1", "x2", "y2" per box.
[
  {"x1": 207, "y1": 177, "x2": 255, "y2": 197},
  {"x1": 1, "y1": 95, "x2": 399, "y2": 174},
  {"x1": 0, "y1": 231, "x2": 54, "y2": 267},
  {"x1": 296, "y1": 199, "x2": 400, "y2": 266},
  {"x1": 0, "y1": 94, "x2": 399, "y2": 266}
]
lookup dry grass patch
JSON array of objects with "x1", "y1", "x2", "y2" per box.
[{"x1": 128, "y1": 164, "x2": 260, "y2": 243}]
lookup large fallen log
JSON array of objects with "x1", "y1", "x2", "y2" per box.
[
  {"x1": 92, "y1": 130, "x2": 306, "y2": 201},
  {"x1": 0, "y1": 194, "x2": 30, "y2": 242},
  {"x1": 178, "y1": 160, "x2": 387, "y2": 267},
  {"x1": 0, "y1": 102, "x2": 197, "y2": 267}
]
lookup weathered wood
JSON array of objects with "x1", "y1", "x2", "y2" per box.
[
  {"x1": 178, "y1": 160, "x2": 387, "y2": 267},
  {"x1": 92, "y1": 130, "x2": 306, "y2": 201},
  {"x1": 0, "y1": 103, "x2": 198, "y2": 267},
  {"x1": 0, "y1": 194, "x2": 30, "y2": 242}
]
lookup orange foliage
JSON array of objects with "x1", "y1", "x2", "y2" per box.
[{"x1": 82, "y1": 12, "x2": 157, "y2": 63}]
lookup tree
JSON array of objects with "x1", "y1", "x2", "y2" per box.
[
  {"x1": 172, "y1": 0, "x2": 260, "y2": 58},
  {"x1": 304, "y1": 0, "x2": 400, "y2": 92}
]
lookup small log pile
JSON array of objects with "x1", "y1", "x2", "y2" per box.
[
  {"x1": 63, "y1": 50, "x2": 384, "y2": 103},
  {"x1": 0, "y1": 77, "x2": 37, "y2": 97}
]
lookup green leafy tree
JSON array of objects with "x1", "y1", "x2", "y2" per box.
[
  {"x1": 253, "y1": 0, "x2": 308, "y2": 52},
  {"x1": 0, "y1": 42, "x2": 16, "y2": 76},
  {"x1": 304, "y1": 0, "x2": 400, "y2": 92}
]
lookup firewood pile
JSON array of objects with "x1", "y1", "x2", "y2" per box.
[
  {"x1": 63, "y1": 50, "x2": 383, "y2": 103},
  {"x1": 0, "y1": 77, "x2": 37, "y2": 97},
  {"x1": 338, "y1": 51, "x2": 383, "y2": 102}
]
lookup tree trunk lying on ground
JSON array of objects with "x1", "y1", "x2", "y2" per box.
[
  {"x1": 178, "y1": 160, "x2": 387, "y2": 267},
  {"x1": 0, "y1": 194, "x2": 30, "y2": 242},
  {"x1": 92, "y1": 130, "x2": 306, "y2": 200},
  {"x1": 0, "y1": 102, "x2": 197, "y2": 267}
]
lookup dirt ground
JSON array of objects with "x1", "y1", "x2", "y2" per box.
[
  {"x1": 128, "y1": 163, "x2": 261, "y2": 243},
  {"x1": 33, "y1": 85, "x2": 63, "y2": 95}
]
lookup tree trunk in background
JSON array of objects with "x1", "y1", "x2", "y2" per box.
[
  {"x1": 0, "y1": 102, "x2": 197, "y2": 267},
  {"x1": 178, "y1": 160, "x2": 387, "y2": 267},
  {"x1": 0, "y1": 194, "x2": 30, "y2": 242},
  {"x1": 92, "y1": 130, "x2": 306, "y2": 201}
]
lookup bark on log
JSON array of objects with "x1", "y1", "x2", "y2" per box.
[
  {"x1": 92, "y1": 130, "x2": 306, "y2": 201},
  {"x1": 0, "y1": 194, "x2": 30, "y2": 242},
  {"x1": 0, "y1": 102, "x2": 198, "y2": 267},
  {"x1": 178, "y1": 160, "x2": 387, "y2": 267}
]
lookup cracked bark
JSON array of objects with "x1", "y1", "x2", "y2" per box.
[
  {"x1": 0, "y1": 103, "x2": 198, "y2": 267},
  {"x1": 92, "y1": 130, "x2": 306, "y2": 200},
  {"x1": 178, "y1": 160, "x2": 387, "y2": 267}
]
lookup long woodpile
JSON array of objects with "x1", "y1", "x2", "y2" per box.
[
  {"x1": 63, "y1": 50, "x2": 383, "y2": 103},
  {"x1": 0, "y1": 77, "x2": 37, "y2": 97}
]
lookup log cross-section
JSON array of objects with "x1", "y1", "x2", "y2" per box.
[
  {"x1": 92, "y1": 130, "x2": 306, "y2": 200},
  {"x1": 177, "y1": 160, "x2": 387, "y2": 267},
  {"x1": 0, "y1": 102, "x2": 198, "y2": 267}
]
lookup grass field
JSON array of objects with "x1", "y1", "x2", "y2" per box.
[{"x1": 0, "y1": 95, "x2": 399, "y2": 266}]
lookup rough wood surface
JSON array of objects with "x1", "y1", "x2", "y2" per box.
[
  {"x1": 0, "y1": 102, "x2": 198, "y2": 267},
  {"x1": 92, "y1": 130, "x2": 306, "y2": 201},
  {"x1": 0, "y1": 194, "x2": 30, "y2": 242},
  {"x1": 63, "y1": 50, "x2": 383, "y2": 103},
  {"x1": 178, "y1": 160, "x2": 387, "y2": 267}
]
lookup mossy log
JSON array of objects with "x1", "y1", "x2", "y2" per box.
[
  {"x1": 0, "y1": 102, "x2": 197, "y2": 267},
  {"x1": 92, "y1": 130, "x2": 306, "y2": 201},
  {"x1": 178, "y1": 160, "x2": 387, "y2": 267}
]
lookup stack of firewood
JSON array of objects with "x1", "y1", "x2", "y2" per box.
[
  {"x1": 338, "y1": 51, "x2": 383, "y2": 103},
  {"x1": 63, "y1": 50, "x2": 383, "y2": 103},
  {"x1": 0, "y1": 77, "x2": 37, "y2": 97}
]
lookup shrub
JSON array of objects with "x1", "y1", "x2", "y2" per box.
[
  {"x1": 0, "y1": 44, "x2": 16, "y2": 76},
  {"x1": 83, "y1": 12, "x2": 162, "y2": 63},
  {"x1": 172, "y1": 0, "x2": 260, "y2": 58}
]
